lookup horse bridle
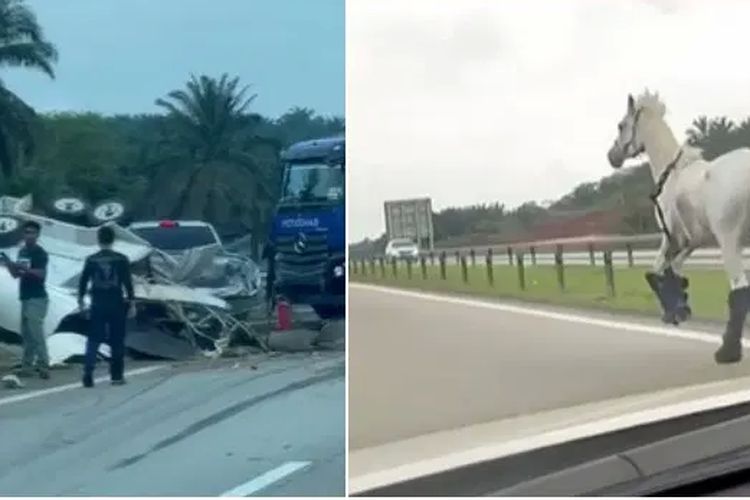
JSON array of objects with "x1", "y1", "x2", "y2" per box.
[
  {"x1": 623, "y1": 107, "x2": 646, "y2": 158},
  {"x1": 650, "y1": 148, "x2": 683, "y2": 247},
  {"x1": 623, "y1": 105, "x2": 682, "y2": 246}
]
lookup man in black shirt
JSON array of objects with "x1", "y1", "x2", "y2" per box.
[
  {"x1": 1, "y1": 220, "x2": 50, "y2": 379},
  {"x1": 77, "y1": 225, "x2": 135, "y2": 387}
]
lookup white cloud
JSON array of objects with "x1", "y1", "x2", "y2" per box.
[{"x1": 346, "y1": 0, "x2": 750, "y2": 242}]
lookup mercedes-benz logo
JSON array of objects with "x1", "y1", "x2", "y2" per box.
[{"x1": 293, "y1": 232, "x2": 308, "y2": 254}]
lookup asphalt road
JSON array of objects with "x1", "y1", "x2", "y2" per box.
[
  {"x1": 348, "y1": 284, "x2": 750, "y2": 451},
  {"x1": 0, "y1": 352, "x2": 344, "y2": 496}
]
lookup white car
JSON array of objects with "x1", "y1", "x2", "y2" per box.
[{"x1": 385, "y1": 238, "x2": 420, "y2": 260}]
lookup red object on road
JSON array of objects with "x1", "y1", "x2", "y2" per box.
[{"x1": 276, "y1": 298, "x2": 292, "y2": 331}]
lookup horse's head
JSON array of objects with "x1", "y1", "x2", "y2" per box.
[{"x1": 607, "y1": 94, "x2": 646, "y2": 169}]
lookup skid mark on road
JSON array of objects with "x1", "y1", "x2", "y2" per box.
[
  {"x1": 221, "y1": 461, "x2": 311, "y2": 496},
  {"x1": 109, "y1": 364, "x2": 344, "y2": 471},
  {"x1": 351, "y1": 283, "x2": 744, "y2": 348},
  {"x1": 0, "y1": 366, "x2": 166, "y2": 408}
]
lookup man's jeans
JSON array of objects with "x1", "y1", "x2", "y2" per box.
[
  {"x1": 20, "y1": 298, "x2": 49, "y2": 370},
  {"x1": 84, "y1": 303, "x2": 126, "y2": 381}
]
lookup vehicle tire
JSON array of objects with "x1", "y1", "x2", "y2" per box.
[
  {"x1": 88, "y1": 199, "x2": 129, "y2": 226},
  {"x1": 312, "y1": 304, "x2": 345, "y2": 320},
  {"x1": 48, "y1": 196, "x2": 89, "y2": 225},
  {"x1": 0, "y1": 215, "x2": 22, "y2": 248}
]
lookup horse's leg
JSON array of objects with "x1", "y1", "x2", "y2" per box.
[
  {"x1": 715, "y1": 231, "x2": 750, "y2": 364},
  {"x1": 668, "y1": 247, "x2": 695, "y2": 323},
  {"x1": 645, "y1": 236, "x2": 688, "y2": 324}
]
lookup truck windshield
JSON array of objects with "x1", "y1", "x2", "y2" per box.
[
  {"x1": 280, "y1": 162, "x2": 344, "y2": 204},
  {"x1": 131, "y1": 226, "x2": 218, "y2": 251}
]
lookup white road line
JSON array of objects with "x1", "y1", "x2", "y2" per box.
[
  {"x1": 221, "y1": 461, "x2": 311, "y2": 497},
  {"x1": 350, "y1": 283, "x2": 744, "y2": 348},
  {"x1": 0, "y1": 365, "x2": 166, "y2": 407},
  {"x1": 349, "y1": 377, "x2": 750, "y2": 494}
]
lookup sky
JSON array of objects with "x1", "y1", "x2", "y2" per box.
[
  {"x1": 347, "y1": 0, "x2": 750, "y2": 242},
  {"x1": 5, "y1": 0, "x2": 344, "y2": 118}
]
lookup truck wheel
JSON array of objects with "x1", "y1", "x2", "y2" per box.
[
  {"x1": 0, "y1": 215, "x2": 22, "y2": 248},
  {"x1": 88, "y1": 199, "x2": 129, "y2": 226},
  {"x1": 312, "y1": 304, "x2": 345, "y2": 320},
  {"x1": 49, "y1": 196, "x2": 89, "y2": 225}
]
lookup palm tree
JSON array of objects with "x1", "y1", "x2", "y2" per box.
[
  {"x1": 734, "y1": 117, "x2": 750, "y2": 149},
  {"x1": 150, "y1": 73, "x2": 280, "y2": 250},
  {"x1": 0, "y1": 0, "x2": 58, "y2": 177},
  {"x1": 686, "y1": 116, "x2": 710, "y2": 146}
]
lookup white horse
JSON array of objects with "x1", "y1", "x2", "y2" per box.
[{"x1": 607, "y1": 90, "x2": 750, "y2": 364}]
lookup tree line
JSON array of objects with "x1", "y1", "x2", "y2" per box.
[
  {"x1": 0, "y1": 0, "x2": 344, "y2": 253},
  {"x1": 350, "y1": 114, "x2": 750, "y2": 254}
]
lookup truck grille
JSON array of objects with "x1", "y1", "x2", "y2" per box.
[{"x1": 276, "y1": 231, "x2": 329, "y2": 283}]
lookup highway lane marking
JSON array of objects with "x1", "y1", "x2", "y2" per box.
[
  {"x1": 221, "y1": 461, "x2": 311, "y2": 496},
  {"x1": 351, "y1": 283, "x2": 747, "y2": 348},
  {"x1": 0, "y1": 365, "x2": 166, "y2": 407},
  {"x1": 350, "y1": 377, "x2": 750, "y2": 494}
]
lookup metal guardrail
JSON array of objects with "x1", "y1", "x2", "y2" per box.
[
  {"x1": 350, "y1": 233, "x2": 738, "y2": 298},
  {"x1": 430, "y1": 233, "x2": 664, "y2": 255},
  {"x1": 357, "y1": 233, "x2": 739, "y2": 269}
]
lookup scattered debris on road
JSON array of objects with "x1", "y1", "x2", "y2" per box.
[
  {"x1": 1, "y1": 374, "x2": 23, "y2": 389},
  {"x1": 0, "y1": 195, "x2": 344, "y2": 388}
]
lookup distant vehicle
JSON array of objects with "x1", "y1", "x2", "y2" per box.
[
  {"x1": 385, "y1": 238, "x2": 419, "y2": 260},
  {"x1": 128, "y1": 220, "x2": 222, "y2": 254},
  {"x1": 268, "y1": 136, "x2": 345, "y2": 320}
]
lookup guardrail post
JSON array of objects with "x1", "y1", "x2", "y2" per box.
[
  {"x1": 420, "y1": 255, "x2": 427, "y2": 279},
  {"x1": 516, "y1": 253, "x2": 526, "y2": 291},
  {"x1": 439, "y1": 251, "x2": 447, "y2": 280},
  {"x1": 362, "y1": 258, "x2": 367, "y2": 276},
  {"x1": 588, "y1": 243, "x2": 596, "y2": 266},
  {"x1": 555, "y1": 244, "x2": 565, "y2": 291},
  {"x1": 370, "y1": 258, "x2": 376, "y2": 275},
  {"x1": 379, "y1": 257, "x2": 385, "y2": 277},
  {"x1": 460, "y1": 254, "x2": 469, "y2": 284},
  {"x1": 470, "y1": 249, "x2": 476, "y2": 267},
  {"x1": 430, "y1": 251, "x2": 435, "y2": 266},
  {"x1": 530, "y1": 246, "x2": 537, "y2": 265},
  {"x1": 391, "y1": 257, "x2": 398, "y2": 278},
  {"x1": 507, "y1": 246, "x2": 513, "y2": 266},
  {"x1": 350, "y1": 259, "x2": 356, "y2": 275},
  {"x1": 455, "y1": 251, "x2": 460, "y2": 265},
  {"x1": 603, "y1": 250, "x2": 615, "y2": 297},
  {"x1": 406, "y1": 258, "x2": 413, "y2": 279},
  {"x1": 486, "y1": 248, "x2": 494, "y2": 286},
  {"x1": 626, "y1": 244, "x2": 634, "y2": 268}
]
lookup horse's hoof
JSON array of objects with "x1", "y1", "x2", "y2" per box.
[
  {"x1": 675, "y1": 305, "x2": 692, "y2": 323},
  {"x1": 662, "y1": 311, "x2": 677, "y2": 325},
  {"x1": 715, "y1": 343, "x2": 742, "y2": 364}
]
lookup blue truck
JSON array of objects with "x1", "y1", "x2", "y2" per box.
[{"x1": 267, "y1": 136, "x2": 345, "y2": 320}]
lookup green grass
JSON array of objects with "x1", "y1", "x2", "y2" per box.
[{"x1": 350, "y1": 260, "x2": 732, "y2": 322}]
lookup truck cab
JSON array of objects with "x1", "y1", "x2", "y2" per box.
[{"x1": 269, "y1": 136, "x2": 345, "y2": 319}]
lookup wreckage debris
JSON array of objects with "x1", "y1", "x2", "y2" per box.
[
  {"x1": 1, "y1": 374, "x2": 23, "y2": 389},
  {"x1": 0, "y1": 194, "x2": 268, "y2": 365}
]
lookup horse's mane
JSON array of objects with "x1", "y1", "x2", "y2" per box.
[
  {"x1": 679, "y1": 143, "x2": 705, "y2": 165},
  {"x1": 635, "y1": 89, "x2": 706, "y2": 165},
  {"x1": 635, "y1": 89, "x2": 666, "y2": 118}
]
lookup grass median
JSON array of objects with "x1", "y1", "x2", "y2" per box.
[{"x1": 350, "y1": 261, "x2": 732, "y2": 322}]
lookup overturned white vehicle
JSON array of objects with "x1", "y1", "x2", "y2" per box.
[{"x1": 0, "y1": 195, "x2": 263, "y2": 366}]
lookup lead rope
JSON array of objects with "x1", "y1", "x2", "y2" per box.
[{"x1": 649, "y1": 149, "x2": 683, "y2": 246}]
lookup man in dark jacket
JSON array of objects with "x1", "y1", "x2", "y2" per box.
[{"x1": 77, "y1": 225, "x2": 135, "y2": 387}]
